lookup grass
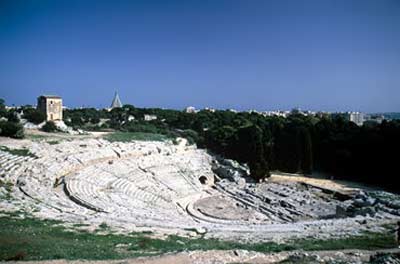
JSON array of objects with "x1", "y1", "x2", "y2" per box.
[
  {"x1": 0, "y1": 146, "x2": 37, "y2": 158},
  {"x1": 98, "y1": 222, "x2": 110, "y2": 230},
  {"x1": 26, "y1": 134, "x2": 67, "y2": 144},
  {"x1": 104, "y1": 132, "x2": 171, "y2": 142},
  {"x1": 25, "y1": 134, "x2": 49, "y2": 141},
  {"x1": 0, "y1": 180, "x2": 13, "y2": 192},
  {"x1": 72, "y1": 223, "x2": 90, "y2": 227},
  {"x1": 0, "y1": 180, "x2": 13, "y2": 200},
  {"x1": 0, "y1": 213, "x2": 397, "y2": 261}
]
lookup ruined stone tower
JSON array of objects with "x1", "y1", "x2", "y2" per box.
[{"x1": 37, "y1": 95, "x2": 63, "y2": 121}]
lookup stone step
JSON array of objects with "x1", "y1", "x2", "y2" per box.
[
  {"x1": 110, "y1": 178, "x2": 162, "y2": 205},
  {"x1": 66, "y1": 179, "x2": 107, "y2": 212},
  {"x1": 6, "y1": 163, "x2": 21, "y2": 173},
  {"x1": 0, "y1": 156, "x2": 25, "y2": 167}
]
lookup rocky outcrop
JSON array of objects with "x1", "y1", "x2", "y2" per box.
[{"x1": 212, "y1": 158, "x2": 250, "y2": 187}]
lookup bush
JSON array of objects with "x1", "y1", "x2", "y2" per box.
[
  {"x1": 0, "y1": 98, "x2": 6, "y2": 118},
  {"x1": 122, "y1": 121, "x2": 160, "y2": 134},
  {"x1": 100, "y1": 123, "x2": 109, "y2": 129},
  {"x1": 42, "y1": 121, "x2": 57, "y2": 132},
  {"x1": 104, "y1": 132, "x2": 170, "y2": 142},
  {"x1": 23, "y1": 109, "x2": 46, "y2": 124},
  {"x1": 90, "y1": 117, "x2": 100, "y2": 124},
  {"x1": 70, "y1": 116, "x2": 84, "y2": 127},
  {"x1": 179, "y1": 129, "x2": 200, "y2": 145},
  {"x1": 7, "y1": 111, "x2": 20, "y2": 123},
  {"x1": 0, "y1": 121, "x2": 24, "y2": 139}
]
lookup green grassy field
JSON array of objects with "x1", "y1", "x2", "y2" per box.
[
  {"x1": 104, "y1": 132, "x2": 171, "y2": 142},
  {"x1": 0, "y1": 212, "x2": 397, "y2": 261}
]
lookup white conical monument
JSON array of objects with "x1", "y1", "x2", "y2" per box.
[{"x1": 110, "y1": 91, "x2": 123, "y2": 109}]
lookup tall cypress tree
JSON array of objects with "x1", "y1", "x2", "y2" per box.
[
  {"x1": 236, "y1": 124, "x2": 270, "y2": 181},
  {"x1": 301, "y1": 127, "x2": 313, "y2": 174}
]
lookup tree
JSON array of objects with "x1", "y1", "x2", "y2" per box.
[
  {"x1": 7, "y1": 111, "x2": 20, "y2": 123},
  {"x1": 42, "y1": 121, "x2": 57, "y2": 132},
  {"x1": 0, "y1": 121, "x2": 24, "y2": 139},
  {"x1": 299, "y1": 127, "x2": 313, "y2": 174},
  {"x1": 205, "y1": 125, "x2": 236, "y2": 155},
  {"x1": 0, "y1": 98, "x2": 6, "y2": 118},
  {"x1": 235, "y1": 125, "x2": 270, "y2": 181},
  {"x1": 249, "y1": 159, "x2": 270, "y2": 182},
  {"x1": 90, "y1": 117, "x2": 100, "y2": 124},
  {"x1": 24, "y1": 109, "x2": 46, "y2": 124},
  {"x1": 70, "y1": 116, "x2": 84, "y2": 127}
]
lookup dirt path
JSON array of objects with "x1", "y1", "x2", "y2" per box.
[
  {"x1": 25, "y1": 129, "x2": 110, "y2": 139},
  {"x1": 269, "y1": 172, "x2": 374, "y2": 194},
  {"x1": 0, "y1": 130, "x2": 110, "y2": 149},
  {"x1": 9, "y1": 248, "x2": 400, "y2": 264}
]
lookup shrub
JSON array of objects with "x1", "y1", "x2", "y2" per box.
[
  {"x1": 0, "y1": 98, "x2": 6, "y2": 118},
  {"x1": 0, "y1": 121, "x2": 24, "y2": 139},
  {"x1": 7, "y1": 111, "x2": 20, "y2": 123},
  {"x1": 122, "y1": 121, "x2": 159, "y2": 134},
  {"x1": 42, "y1": 121, "x2": 57, "y2": 132},
  {"x1": 179, "y1": 129, "x2": 200, "y2": 145},
  {"x1": 100, "y1": 123, "x2": 109, "y2": 129},
  {"x1": 70, "y1": 116, "x2": 84, "y2": 127},
  {"x1": 23, "y1": 109, "x2": 46, "y2": 124},
  {"x1": 90, "y1": 117, "x2": 100, "y2": 124}
]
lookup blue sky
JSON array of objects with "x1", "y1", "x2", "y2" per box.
[{"x1": 0, "y1": 0, "x2": 399, "y2": 112}]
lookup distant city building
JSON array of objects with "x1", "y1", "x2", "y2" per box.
[
  {"x1": 144, "y1": 114, "x2": 157, "y2": 121},
  {"x1": 248, "y1": 109, "x2": 259, "y2": 114},
  {"x1": 348, "y1": 112, "x2": 365, "y2": 126},
  {"x1": 331, "y1": 111, "x2": 365, "y2": 125},
  {"x1": 371, "y1": 115, "x2": 385, "y2": 124},
  {"x1": 185, "y1": 106, "x2": 197, "y2": 113},
  {"x1": 4, "y1": 106, "x2": 17, "y2": 110},
  {"x1": 110, "y1": 91, "x2": 123, "y2": 109},
  {"x1": 364, "y1": 114, "x2": 385, "y2": 124},
  {"x1": 37, "y1": 95, "x2": 63, "y2": 121},
  {"x1": 262, "y1": 110, "x2": 290, "y2": 118}
]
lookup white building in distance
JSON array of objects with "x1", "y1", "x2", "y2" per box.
[
  {"x1": 144, "y1": 114, "x2": 157, "y2": 121},
  {"x1": 185, "y1": 106, "x2": 197, "y2": 113},
  {"x1": 349, "y1": 112, "x2": 365, "y2": 126}
]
